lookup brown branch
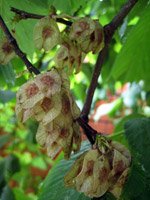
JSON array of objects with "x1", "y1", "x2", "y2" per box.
[
  {"x1": 11, "y1": 7, "x2": 72, "y2": 26},
  {"x1": 76, "y1": 117, "x2": 97, "y2": 145},
  {"x1": 81, "y1": 0, "x2": 138, "y2": 121},
  {"x1": 0, "y1": 15, "x2": 40, "y2": 75}
]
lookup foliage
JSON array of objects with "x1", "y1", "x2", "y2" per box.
[{"x1": 0, "y1": 0, "x2": 150, "y2": 200}]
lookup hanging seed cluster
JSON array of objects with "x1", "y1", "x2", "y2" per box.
[
  {"x1": 0, "y1": 16, "x2": 104, "y2": 71},
  {"x1": 33, "y1": 16, "x2": 104, "y2": 73},
  {"x1": 1, "y1": 10, "x2": 132, "y2": 198},
  {"x1": 15, "y1": 68, "x2": 81, "y2": 159},
  {"x1": 65, "y1": 137, "x2": 131, "y2": 199}
]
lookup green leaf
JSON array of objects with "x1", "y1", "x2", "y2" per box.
[
  {"x1": 15, "y1": 20, "x2": 37, "y2": 59},
  {"x1": 124, "y1": 118, "x2": 150, "y2": 172},
  {"x1": 38, "y1": 141, "x2": 91, "y2": 200},
  {"x1": 73, "y1": 83, "x2": 87, "y2": 102},
  {"x1": 128, "y1": 0, "x2": 148, "y2": 20},
  {"x1": 122, "y1": 161, "x2": 146, "y2": 200},
  {"x1": 109, "y1": 114, "x2": 144, "y2": 146},
  {"x1": 0, "y1": 64, "x2": 16, "y2": 87},
  {"x1": 114, "y1": 113, "x2": 144, "y2": 133},
  {"x1": 110, "y1": 4, "x2": 150, "y2": 83}
]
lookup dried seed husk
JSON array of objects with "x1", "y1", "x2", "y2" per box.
[
  {"x1": 0, "y1": 38, "x2": 15, "y2": 65},
  {"x1": 36, "y1": 122, "x2": 53, "y2": 146},
  {"x1": 64, "y1": 152, "x2": 87, "y2": 187},
  {"x1": 54, "y1": 38, "x2": 84, "y2": 73},
  {"x1": 69, "y1": 18, "x2": 104, "y2": 54},
  {"x1": 34, "y1": 16, "x2": 61, "y2": 51},
  {"x1": 36, "y1": 69, "x2": 62, "y2": 96},
  {"x1": 69, "y1": 17, "x2": 95, "y2": 42},
  {"x1": 75, "y1": 149, "x2": 99, "y2": 192},
  {"x1": 111, "y1": 141, "x2": 131, "y2": 163},
  {"x1": 109, "y1": 168, "x2": 130, "y2": 199}
]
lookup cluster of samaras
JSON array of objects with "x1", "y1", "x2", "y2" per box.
[
  {"x1": 65, "y1": 137, "x2": 131, "y2": 198},
  {"x1": 0, "y1": 16, "x2": 104, "y2": 73},
  {"x1": 16, "y1": 68, "x2": 81, "y2": 159},
  {"x1": 1, "y1": 13, "x2": 132, "y2": 199}
]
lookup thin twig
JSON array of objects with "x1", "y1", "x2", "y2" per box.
[
  {"x1": 0, "y1": 15, "x2": 40, "y2": 75},
  {"x1": 11, "y1": 7, "x2": 72, "y2": 26},
  {"x1": 81, "y1": 0, "x2": 138, "y2": 121}
]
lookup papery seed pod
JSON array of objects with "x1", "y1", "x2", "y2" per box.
[
  {"x1": 39, "y1": 93, "x2": 62, "y2": 125},
  {"x1": 70, "y1": 17, "x2": 95, "y2": 41},
  {"x1": 64, "y1": 152, "x2": 86, "y2": 187},
  {"x1": 108, "y1": 141, "x2": 131, "y2": 180},
  {"x1": 36, "y1": 69, "x2": 62, "y2": 96},
  {"x1": 84, "y1": 20, "x2": 104, "y2": 54},
  {"x1": 75, "y1": 149, "x2": 110, "y2": 198},
  {"x1": 15, "y1": 80, "x2": 44, "y2": 122},
  {"x1": 36, "y1": 122, "x2": 53, "y2": 146},
  {"x1": 109, "y1": 168, "x2": 130, "y2": 199},
  {"x1": 36, "y1": 123, "x2": 62, "y2": 158},
  {"x1": 64, "y1": 137, "x2": 131, "y2": 198},
  {"x1": 107, "y1": 141, "x2": 131, "y2": 199},
  {"x1": 33, "y1": 17, "x2": 61, "y2": 51},
  {"x1": 0, "y1": 38, "x2": 15, "y2": 64},
  {"x1": 69, "y1": 18, "x2": 104, "y2": 54},
  {"x1": 52, "y1": 116, "x2": 76, "y2": 159},
  {"x1": 111, "y1": 141, "x2": 131, "y2": 163},
  {"x1": 16, "y1": 69, "x2": 62, "y2": 123},
  {"x1": 90, "y1": 156, "x2": 110, "y2": 198},
  {"x1": 75, "y1": 150, "x2": 98, "y2": 190},
  {"x1": 54, "y1": 38, "x2": 84, "y2": 73},
  {"x1": 46, "y1": 140, "x2": 62, "y2": 158}
]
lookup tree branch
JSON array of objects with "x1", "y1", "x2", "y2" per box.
[
  {"x1": 81, "y1": 0, "x2": 138, "y2": 121},
  {"x1": 11, "y1": 7, "x2": 72, "y2": 26},
  {"x1": 0, "y1": 15, "x2": 40, "y2": 75},
  {"x1": 76, "y1": 117, "x2": 97, "y2": 145}
]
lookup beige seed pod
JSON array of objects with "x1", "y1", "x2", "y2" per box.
[
  {"x1": 111, "y1": 141, "x2": 131, "y2": 163},
  {"x1": 69, "y1": 17, "x2": 104, "y2": 54},
  {"x1": 64, "y1": 137, "x2": 131, "y2": 198},
  {"x1": 33, "y1": 16, "x2": 61, "y2": 51},
  {"x1": 83, "y1": 20, "x2": 104, "y2": 54},
  {"x1": 36, "y1": 122, "x2": 53, "y2": 146},
  {"x1": 69, "y1": 17, "x2": 95, "y2": 42},
  {"x1": 35, "y1": 69, "x2": 62, "y2": 96},
  {"x1": 54, "y1": 38, "x2": 84, "y2": 73},
  {"x1": 0, "y1": 38, "x2": 15, "y2": 65},
  {"x1": 75, "y1": 150, "x2": 99, "y2": 192},
  {"x1": 64, "y1": 152, "x2": 87, "y2": 187},
  {"x1": 109, "y1": 168, "x2": 130, "y2": 199}
]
